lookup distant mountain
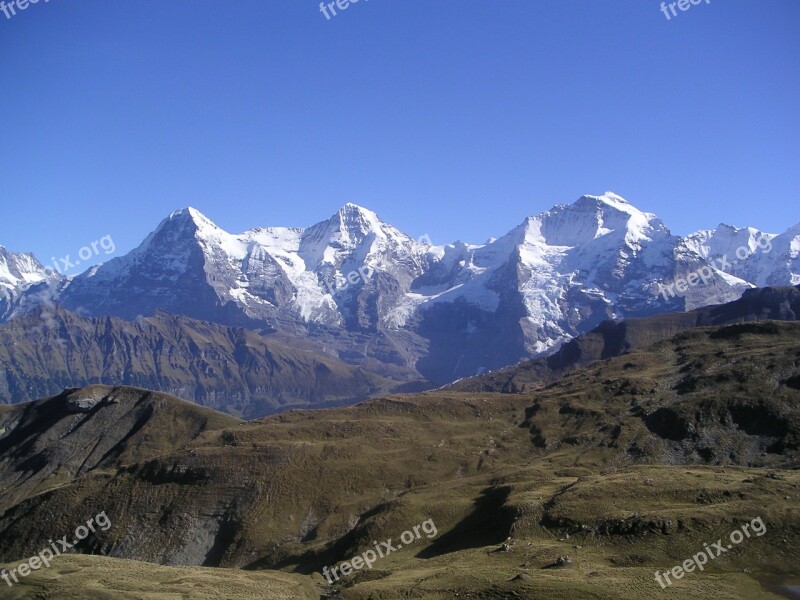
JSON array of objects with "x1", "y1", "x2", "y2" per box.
[
  {"x1": 0, "y1": 306, "x2": 395, "y2": 417},
  {"x1": 2, "y1": 194, "x2": 798, "y2": 384},
  {"x1": 451, "y1": 284, "x2": 800, "y2": 393},
  {"x1": 0, "y1": 245, "x2": 63, "y2": 321},
  {"x1": 685, "y1": 222, "x2": 800, "y2": 287},
  {"x1": 56, "y1": 205, "x2": 429, "y2": 327}
]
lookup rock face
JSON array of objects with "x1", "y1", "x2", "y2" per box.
[
  {"x1": 66, "y1": 393, "x2": 105, "y2": 413},
  {"x1": 3, "y1": 194, "x2": 799, "y2": 384},
  {"x1": 0, "y1": 306, "x2": 394, "y2": 417}
]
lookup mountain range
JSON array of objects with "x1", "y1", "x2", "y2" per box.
[{"x1": 1, "y1": 193, "x2": 798, "y2": 396}]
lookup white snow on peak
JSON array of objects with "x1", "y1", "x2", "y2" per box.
[
  {"x1": 332, "y1": 203, "x2": 397, "y2": 243},
  {"x1": 584, "y1": 191, "x2": 632, "y2": 209},
  {"x1": 0, "y1": 246, "x2": 64, "y2": 320},
  {"x1": 683, "y1": 221, "x2": 800, "y2": 287},
  {"x1": 165, "y1": 207, "x2": 249, "y2": 259},
  {"x1": 685, "y1": 223, "x2": 777, "y2": 259},
  {"x1": 340, "y1": 202, "x2": 380, "y2": 220},
  {"x1": 165, "y1": 206, "x2": 225, "y2": 237},
  {"x1": 168, "y1": 206, "x2": 210, "y2": 221},
  {"x1": 402, "y1": 192, "x2": 679, "y2": 349},
  {"x1": 514, "y1": 192, "x2": 665, "y2": 251},
  {"x1": 0, "y1": 246, "x2": 61, "y2": 289}
]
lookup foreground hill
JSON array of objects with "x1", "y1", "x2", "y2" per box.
[
  {"x1": 0, "y1": 306, "x2": 398, "y2": 417},
  {"x1": 0, "y1": 385, "x2": 239, "y2": 512},
  {"x1": 0, "y1": 320, "x2": 797, "y2": 598},
  {"x1": 452, "y1": 284, "x2": 800, "y2": 393}
]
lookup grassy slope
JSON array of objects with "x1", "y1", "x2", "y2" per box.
[
  {"x1": 0, "y1": 324, "x2": 799, "y2": 598},
  {"x1": 522, "y1": 321, "x2": 800, "y2": 468},
  {"x1": 0, "y1": 385, "x2": 241, "y2": 512},
  {"x1": 0, "y1": 554, "x2": 318, "y2": 599}
]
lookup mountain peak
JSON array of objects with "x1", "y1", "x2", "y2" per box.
[
  {"x1": 520, "y1": 192, "x2": 664, "y2": 248},
  {"x1": 576, "y1": 192, "x2": 648, "y2": 217},
  {"x1": 594, "y1": 191, "x2": 629, "y2": 204},
  {"x1": 0, "y1": 245, "x2": 32, "y2": 259},
  {"x1": 335, "y1": 203, "x2": 381, "y2": 224},
  {"x1": 340, "y1": 202, "x2": 373, "y2": 212},
  {"x1": 712, "y1": 223, "x2": 766, "y2": 237},
  {"x1": 166, "y1": 206, "x2": 218, "y2": 229},
  {"x1": 0, "y1": 246, "x2": 60, "y2": 288},
  {"x1": 156, "y1": 207, "x2": 241, "y2": 249},
  {"x1": 320, "y1": 203, "x2": 386, "y2": 244}
]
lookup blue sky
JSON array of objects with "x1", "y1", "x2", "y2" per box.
[{"x1": 0, "y1": 0, "x2": 798, "y2": 271}]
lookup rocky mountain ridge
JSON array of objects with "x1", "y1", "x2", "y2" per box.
[
  {"x1": 0, "y1": 305, "x2": 396, "y2": 417},
  {"x1": 2, "y1": 193, "x2": 798, "y2": 383}
]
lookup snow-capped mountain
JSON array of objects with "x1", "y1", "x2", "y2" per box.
[
  {"x1": 686, "y1": 223, "x2": 800, "y2": 287},
  {"x1": 0, "y1": 246, "x2": 63, "y2": 321},
  {"x1": 56, "y1": 204, "x2": 431, "y2": 330},
  {"x1": 406, "y1": 193, "x2": 752, "y2": 373},
  {"x1": 4, "y1": 193, "x2": 798, "y2": 384},
  {"x1": 416, "y1": 193, "x2": 688, "y2": 353}
]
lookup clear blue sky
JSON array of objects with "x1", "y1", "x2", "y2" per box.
[{"x1": 1, "y1": 0, "x2": 798, "y2": 271}]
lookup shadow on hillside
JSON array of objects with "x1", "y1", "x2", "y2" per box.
[{"x1": 416, "y1": 485, "x2": 515, "y2": 559}]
